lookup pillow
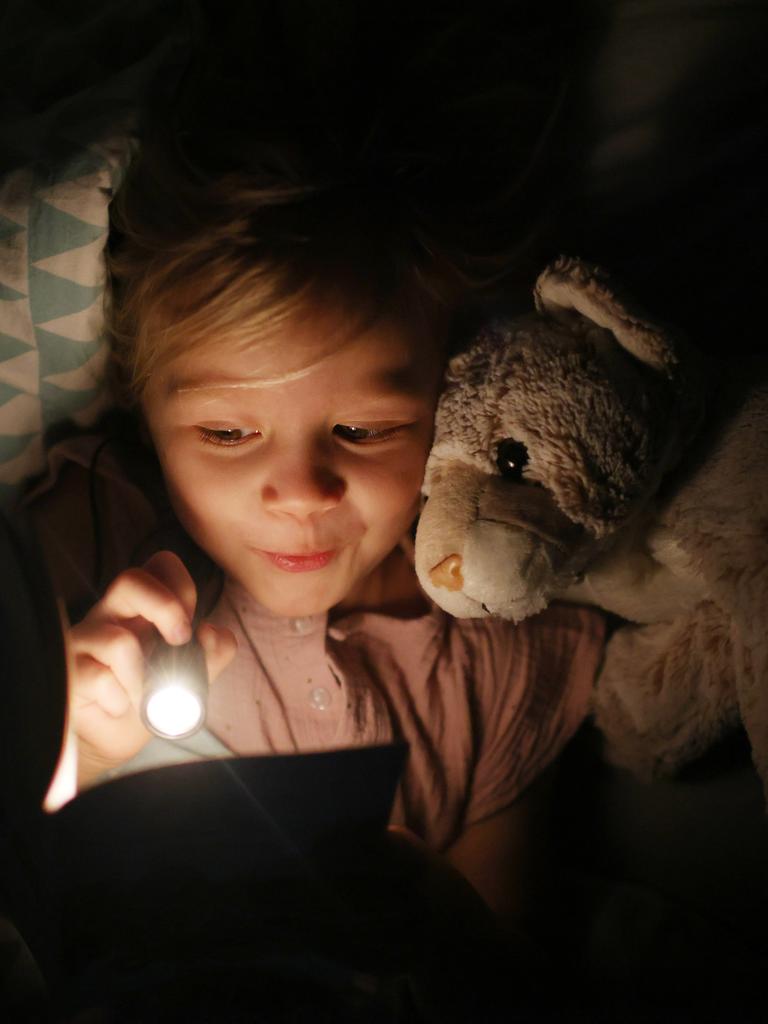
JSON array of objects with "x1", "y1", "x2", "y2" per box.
[
  {"x1": 0, "y1": 137, "x2": 131, "y2": 506},
  {"x1": 0, "y1": 0, "x2": 193, "y2": 507}
]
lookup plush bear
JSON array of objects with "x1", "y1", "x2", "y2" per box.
[{"x1": 415, "y1": 256, "x2": 768, "y2": 799}]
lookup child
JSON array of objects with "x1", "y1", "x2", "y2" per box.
[
  {"x1": 29, "y1": 110, "x2": 604, "y2": 929},
  {"x1": 8, "y1": 9, "x2": 608, "y2": 1019},
  {"x1": 23, "y1": 14, "x2": 602, "y2": 967}
]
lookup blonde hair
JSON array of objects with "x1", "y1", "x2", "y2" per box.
[
  {"x1": 107, "y1": 144, "x2": 469, "y2": 403},
  {"x1": 107, "y1": 4, "x2": 578, "y2": 402}
]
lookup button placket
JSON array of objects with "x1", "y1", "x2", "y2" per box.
[
  {"x1": 290, "y1": 616, "x2": 316, "y2": 636},
  {"x1": 309, "y1": 686, "x2": 332, "y2": 711}
]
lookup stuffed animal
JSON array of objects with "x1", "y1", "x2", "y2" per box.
[{"x1": 415, "y1": 256, "x2": 768, "y2": 799}]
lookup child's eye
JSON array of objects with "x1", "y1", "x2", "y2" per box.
[
  {"x1": 333, "y1": 424, "x2": 402, "y2": 444},
  {"x1": 197, "y1": 427, "x2": 259, "y2": 447}
]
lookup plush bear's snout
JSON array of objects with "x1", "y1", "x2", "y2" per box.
[{"x1": 429, "y1": 554, "x2": 464, "y2": 592}]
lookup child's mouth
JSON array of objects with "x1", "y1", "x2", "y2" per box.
[{"x1": 258, "y1": 550, "x2": 337, "y2": 573}]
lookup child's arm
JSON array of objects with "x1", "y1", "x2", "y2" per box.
[
  {"x1": 67, "y1": 550, "x2": 236, "y2": 788},
  {"x1": 442, "y1": 605, "x2": 605, "y2": 925},
  {"x1": 444, "y1": 767, "x2": 555, "y2": 924}
]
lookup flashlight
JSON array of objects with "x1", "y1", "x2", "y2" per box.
[{"x1": 141, "y1": 638, "x2": 208, "y2": 740}]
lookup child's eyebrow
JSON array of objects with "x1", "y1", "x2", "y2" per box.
[
  {"x1": 166, "y1": 366, "x2": 319, "y2": 394},
  {"x1": 166, "y1": 363, "x2": 429, "y2": 398}
]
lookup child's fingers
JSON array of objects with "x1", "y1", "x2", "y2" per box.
[
  {"x1": 72, "y1": 654, "x2": 150, "y2": 764},
  {"x1": 140, "y1": 550, "x2": 198, "y2": 623},
  {"x1": 69, "y1": 621, "x2": 145, "y2": 710},
  {"x1": 73, "y1": 653, "x2": 132, "y2": 717},
  {"x1": 88, "y1": 564, "x2": 193, "y2": 647},
  {"x1": 196, "y1": 622, "x2": 237, "y2": 682}
]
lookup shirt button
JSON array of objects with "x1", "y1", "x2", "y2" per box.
[
  {"x1": 290, "y1": 616, "x2": 315, "y2": 635},
  {"x1": 309, "y1": 686, "x2": 331, "y2": 711}
]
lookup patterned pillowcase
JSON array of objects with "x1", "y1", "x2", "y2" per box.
[
  {"x1": 0, "y1": 0, "x2": 193, "y2": 508},
  {"x1": 0, "y1": 136, "x2": 132, "y2": 506}
]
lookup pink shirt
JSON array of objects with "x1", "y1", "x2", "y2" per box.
[
  {"x1": 27, "y1": 433, "x2": 605, "y2": 850},
  {"x1": 208, "y1": 577, "x2": 604, "y2": 850}
]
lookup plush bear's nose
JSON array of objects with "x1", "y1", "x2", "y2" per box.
[{"x1": 429, "y1": 554, "x2": 464, "y2": 591}]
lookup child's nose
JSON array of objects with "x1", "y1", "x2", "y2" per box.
[{"x1": 260, "y1": 450, "x2": 345, "y2": 518}]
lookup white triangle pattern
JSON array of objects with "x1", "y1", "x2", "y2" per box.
[
  {"x1": 0, "y1": 297, "x2": 36, "y2": 346},
  {"x1": 0, "y1": 132, "x2": 132, "y2": 500},
  {"x1": 32, "y1": 233, "x2": 108, "y2": 287},
  {"x1": 0, "y1": 391, "x2": 41, "y2": 433},
  {"x1": 36, "y1": 295, "x2": 105, "y2": 343},
  {"x1": 34, "y1": 170, "x2": 112, "y2": 227},
  {"x1": 44, "y1": 344, "x2": 108, "y2": 390},
  {"x1": 0, "y1": 350, "x2": 39, "y2": 393}
]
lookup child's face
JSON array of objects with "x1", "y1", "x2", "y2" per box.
[{"x1": 142, "y1": 307, "x2": 445, "y2": 616}]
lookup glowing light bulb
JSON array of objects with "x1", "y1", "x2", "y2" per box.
[
  {"x1": 144, "y1": 683, "x2": 204, "y2": 738},
  {"x1": 141, "y1": 639, "x2": 208, "y2": 740}
]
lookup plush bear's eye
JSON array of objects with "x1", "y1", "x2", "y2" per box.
[{"x1": 496, "y1": 439, "x2": 529, "y2": 480}]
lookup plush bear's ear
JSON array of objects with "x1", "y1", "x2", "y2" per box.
[
  {"x1": 534, "y1": 256, "x2": 679, "y2": 379},
  {"x1": 529, "y1": 256, "x2": 708, "y2": 530}
]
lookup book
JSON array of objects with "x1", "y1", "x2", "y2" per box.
[{"x1": 4, "y1": 744, "x2": 407, "y2": 1000}]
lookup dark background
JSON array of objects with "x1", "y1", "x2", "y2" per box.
[{"x1": 2, "y1": 1, "x2": 768, "y2": 1020}]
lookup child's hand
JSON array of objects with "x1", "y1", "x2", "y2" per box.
[{"x1": 67, "y1": 551, "x2": 236, "y2": 788}]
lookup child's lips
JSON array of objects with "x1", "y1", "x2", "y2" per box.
[{"x1": 257, "y1": 549, "x2": 338, "y2": 573}]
